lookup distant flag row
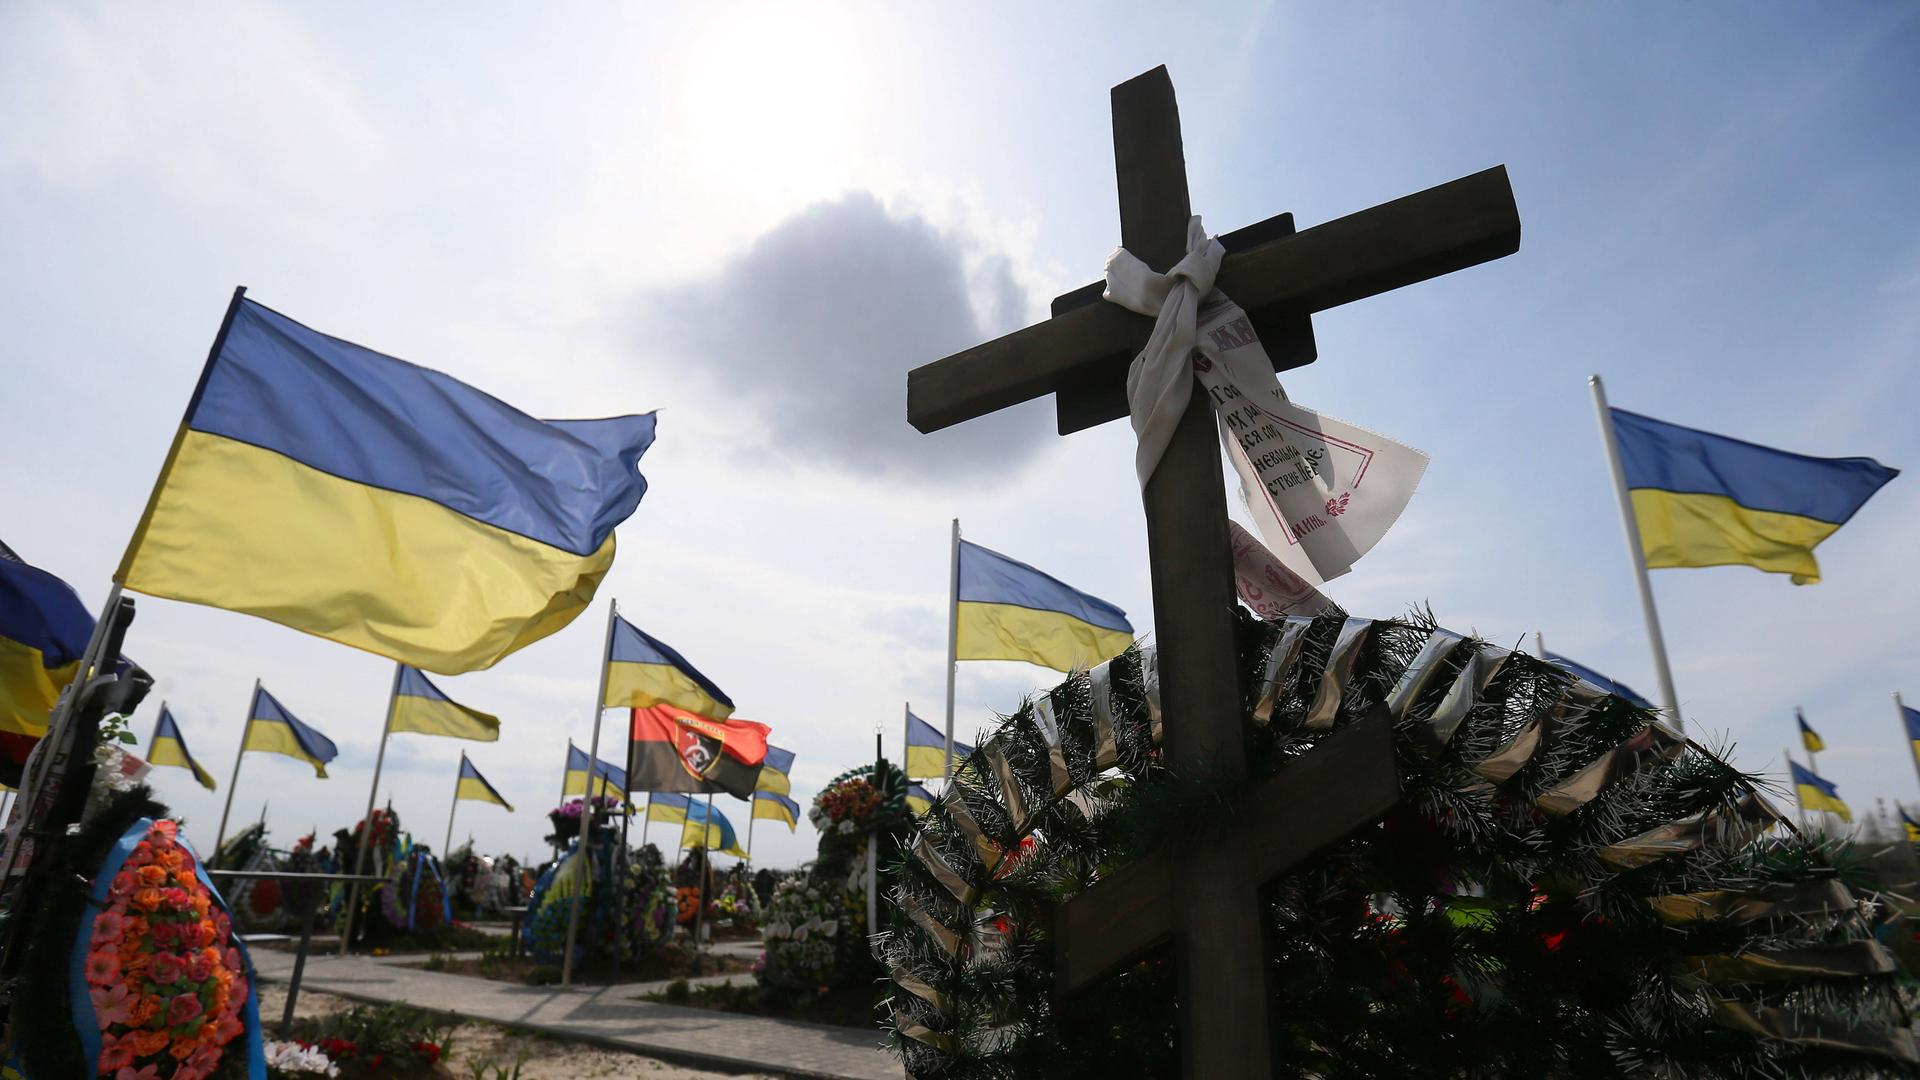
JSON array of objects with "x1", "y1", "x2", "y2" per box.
[{"x1": 1779, "y1": 699, "x2": 1920, "y2": 826}]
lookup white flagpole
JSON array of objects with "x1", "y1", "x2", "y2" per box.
[
  {"x1": 743, "y1": 795, "x2": 756, "y2": 871},
  {"x1": 1799, "y1": 707, "x2": 1818, "y2": 780},
  {"x1": 212, "y1": 678, "x2": 261, "y2": 866},
  {"x1": 443, "y1": 753, "x2": 463, "y2": 857},
  {"x1": 562, "y1": 598, "x2": 619, "y2": 987},
  {"x1": 339, "y1": 663, "x2": 403, "y2": 956},
  {"x1": 944, "y1": 519, "x2": 960, "y2": 777},
  {"x1": 1533, "y1": 633, "x2": 1546, "y2": 659},
  {"x1": 642, "y1": 792, "x2": 654, "y2": 850},
  {"x1": 1588, "y1": 375, "x2": 1683, "y2": 731},
  {"x1": 903, "y1": 701, "x2": 911, "y2": 782}
]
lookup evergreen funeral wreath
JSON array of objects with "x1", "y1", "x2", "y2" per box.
[{"x1": 880, "y1": 607, "x2": 1917, "y2": 1079}]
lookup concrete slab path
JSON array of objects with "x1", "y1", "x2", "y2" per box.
[{"x1": 251, "y1": 949, "x2": 898, "y2": 1080}]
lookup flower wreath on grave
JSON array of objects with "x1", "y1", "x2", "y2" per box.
[
  {"x1": 13, "y1": 784, "x2": 264, "y2": 1080},
  {"x1": 880, "y1": 607, "x2": 1920, "y2": 1079},
  {"x1": 758, "y1": 873, "x2": 845, "y2": 991},
  {"x1": 622, "y1": 845, "x2": 677, "y2": 960}
]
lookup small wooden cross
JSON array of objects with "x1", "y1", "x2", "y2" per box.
[{"x1": 906, "y1": 67, "x2": 1519, "y2": 1078}]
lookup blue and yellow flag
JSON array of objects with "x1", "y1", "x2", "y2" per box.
[
  {"x1": 906, "y1": 783, "x2": 934, "y2": 816},
  {"x1": 753, "y1": 791, "x2": 799, "y2": 833},
  {"x1": 905, "y1": 709, "x2": 972, "y2": 780},
  {"x1": 1901, "y1": 806, "x2": 1920, "y2": 845},
  {"x1": 1903, "y1": 704, "x2": 1920, "y2": 771},
  {"x1": 648, "y1": 791, "x2": 691, "y2": 827},
  {"x1": 1544, "y1": 651, "x2": 1655, "y2": 710},
  {"x1": 957, "y1": 540, "x2": 1133, "y2": 672},
  {"x1": 117, "y1": 294, "x2": 659, "y2": 674},
  {"x1": 0, "y1": 554, "x2": 93, "y2": 745},
  {"x1": 455, "y1": 753, "x2": 513, "y2": 810},
  {"x1": 1796, "y1": 709, "x2": 1824, "y2": 754},
  {"x1": 1609, "y1": 408, "x2": 1897, "y2": 585},
  {"x1": 1789, "y1": 760, "x2": 1850, "y2": 822},
  {"x1": 393, "y1": 665, "x2": 500, "y2": 742},
  {"x1": 148, "y1": 704, "x2": 216, "y2": 791},
  {"x1": 755, "y1": 745, "x2": 794, "y2": 798},
  {"x1": 603, "y1": 616, "x2": 734, "y2": 719},
  {"x1": 563, "y1": 741, "x2": 626, "y2": 800},
  {"x1": 244, "y1": 686, "x2": 337, "y2": 778},
  {"x1": 682, "y1": 798, "x2": 747, "y2": 857}
]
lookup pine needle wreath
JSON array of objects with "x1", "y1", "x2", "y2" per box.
[{"x1": 879, "y1": 607, "x2": 1918, "y2": 1079}]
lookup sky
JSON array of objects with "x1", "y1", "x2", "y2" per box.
[{"x1": 3, "y1": 3, "x2": 1917, "y2": 869}]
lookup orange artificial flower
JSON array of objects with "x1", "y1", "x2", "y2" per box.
[
  {"x1": 132, "y1": 888, "x2": 163, "y2": 912},
  {"x1": 131, "y1": 997, "x2": 161, "y2": 1026},
  {"x1": 133, "y1": 1029, "x2": 171, "y2": 1056},
  {"x1": 125, "y1": 915, "x2": 150, "y2": 940},
  {"x1": 155, "y1": 850, "x2": 184, "y2": 873},
  {"x1": 171, "y1": 1039, "x2": 198, "y2": 1060},
  {"x1": 135, "y1": 865, "x2": 168, "y2": 889}
]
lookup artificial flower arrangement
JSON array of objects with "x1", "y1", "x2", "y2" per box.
[
  {"x1": 376, "y1": 841, "x2": 447, "y2": 935},
  {"x1": 709, "y1": 869, "x2": 761, "y2": 930},
  {"x1": 545, "y1": 796, "x2": 620, "y2": 847},
  {"x1": 808, "y1": 777, "x2": 882, "y2": 836},
  {"x1": 263, "y1": 1039, "x2": 339, "y2": 1076},
  {"x1": 622, "y1": 849, "x2": 676, "y2": 960},
  {"x1": 757, "y1": 874, "x2": 845, "y2": 991},
  {"x1": 83, "y1": 818, "x2": 256, "y2": 1080}
]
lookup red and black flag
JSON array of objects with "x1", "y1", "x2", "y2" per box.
[{"x1": 628, "y1": 703, "x2": 770, "y2": 799}]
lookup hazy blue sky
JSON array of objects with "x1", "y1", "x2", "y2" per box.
[{"x1": 3, "y1": 3, "x2": 1916, "y2": 868}]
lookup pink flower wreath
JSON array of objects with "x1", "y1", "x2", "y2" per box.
[{"x1": 82, "y1": 819, "x2": 251, "y2": 1079}]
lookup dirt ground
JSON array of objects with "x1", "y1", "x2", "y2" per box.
[{"x1": 257, "y1": 982, "x2": 780, "y2": 1080}]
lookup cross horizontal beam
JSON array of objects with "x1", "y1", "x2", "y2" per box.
[
  {"x1": 906, "y1": 165, "x2": 1520, "y2": 435},
  {"x1": 1052, "y1": 705, "x2": 1401, "y2": 995}
]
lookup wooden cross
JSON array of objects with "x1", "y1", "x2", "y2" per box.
[{"x1": 906, "y1": 67, "x2": 1519, "y2": 1078}]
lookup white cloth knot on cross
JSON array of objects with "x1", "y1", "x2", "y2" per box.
[{"x1": 1104, "y1": 215, "x2": 1225, "y2": 488}]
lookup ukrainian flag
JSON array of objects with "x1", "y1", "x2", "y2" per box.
[
  {"x1": 956, "y1": 540, "x2": 1133, "y2": 672},
  {"x1": 1796, "y1": 709, "x2": 1824, "y2": 754},
  {"x1": 117, "y1": 293, "x2": 658, "y2": 674},
  {"x1": 906, "y1": 783, "x2": 933, "y2": 816},
  {"x1": 0, "y1": 554, "x2": 92, "y2": 747},
  {"x1": 756, "y1": 745, "x2": 794, "y2": 798},
  {"x1": 244, "y1": 686, "x2": 337, "y2": 778},
  {"x1": 603, "y1": 616, "x2": 734, "y2": 719},
  {"x1": 1789, "y1": 760, "x2": 1850, "y2": 822},
  {"x1": 1901, "y1": 806, "x2": 1920, "y2": 845},
  {"x1": 1609, "y1": 408, "x2": 1897, "y2": 585},
  {"x1": 148, "y1": 704, "x2": 216, "y2": 791},
  {"x1": 563, "y1": 741, "x2": 626, "y2": 801},
  {"x1": 1903, "y1": 704, "x2": 1920, "y2": 771},
  {"x1": 753, "y1": 791, "x2": 799, "y2": 833},
  {"x1": 905, "y1": 710, "x2": 971, "y2": 780},
  {"x1": 682, "y1": 799, "x2": 748, "y2": 857},
  {"x1": 648, "y1": 791, "x2": 690, "y2": 827},
  {"x1": 455, "y1": 753, "x2": 513, "y2": 810},
  {"x1": 393, "y1": 666, "x2": 500, "y2": 742}
]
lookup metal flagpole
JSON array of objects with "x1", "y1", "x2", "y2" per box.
[
  {"x1": 212, "y1": 678, "x2": 261, "y2": 867},
  {"x1": 1899, "y1": 692, "x2": 1920, "y2": 795},
  {"x1": 944, "y1": 519, "x2": 961, "y2": 776},
  {"x1": 1533, "y1": 633, "x2": 1546, "y2": 658},
  {"x1": 867, "y1": 726, "x2": 881, "y2": 940},
  {"x1": 339, "y1": 663, "x2": 403, "y2": 956},
  {"x1": 1589, "y1": 375, "x2": 1683, "y2": 731},
  {"x1": 554, "y1": 741, "x2": 572, "y2": 860},
  {"x1": 1799, "y1": 707, "x2": 1818, "y2": 781},
  {"x1": 641, "y1": 793, "x2": 653, "y2": 849},
  {"x1": 903, "y1": 701, "x2": 911, "y2": 783},
  {"x1": 561, "y1": 599, "x2": 619, "y2": 987},
  {"x1": 692, "y1": 793, "x2": 714, "y2": 973},
  {"x1": 150, "y1": 701, "x2": 165, "y2": 752},
  {"x1": 743, "y1": 793, "x2": 757, "y2": 872},
  {"x1": 443, "y1": 753, "x2": 463, "y2": 857}
]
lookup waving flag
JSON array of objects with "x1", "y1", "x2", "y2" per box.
[
  {"x1": 681, "y1": 799, "x2": 747, "y2": 857},
  {"x1": 454, "y1": 753, "x2": 512, "y2": 809},
  {"x1": 1901, "y1": 806, "x2": 1920, "y2": 846},
  {"x1": 148, "y1": 704, "x2": 216, "y2": 791},
  {"x1": 1608, "y1": 408, "x2": 1897, "y2": 585},
  {"x1": 629, "y1": 703, "x2": 769, "y2": 799},
  {"x1": 905, "y1": 710, "x2": 971, "y2": 780},
  {"x1": 1903, "y1": 703, "x2": 1920, "y2": 770},
  {"x1": 0, "y1": 553, "x2": 95, "y2": 782},
  {"x1": 563, "y1": 742, "x2": 626, "y2": 800},
  {"x1": 1796, "y1": 709, "x2": 1824, "y2": 754},
  {"x1": 118, "y1": 293, "x2": 658, "y2": 673},
  {"x1": 648, "y1": 791, "x2": 690, "y2": 827},
  {"x1": 753, "y1": 791, "x2": 799, "y2": 832},
  {"x1": 392, "y1": 665, "x2": 500, "y2": 742},
  {"x1": 244, "y1": 686, "x2": 337, "y2": 778},
  {"x1": 604, "y1": 617, "x2": 734, "y2": 719},
  {"x1": 755, "y1": 745, "x2": 794, "y2": 798},
  {"x1": 1789, "y1": 761, "x2": 1850, "y2": 822},
  {"x1": 1545, "y1": 651, "x2": 1655, "y2": 711},
  {"x1": 957, "y1": 540, "x2": 1132, "y2": 672},
  {"x1": 906, "y1": 784, "x2": 934, "y2": 816}
]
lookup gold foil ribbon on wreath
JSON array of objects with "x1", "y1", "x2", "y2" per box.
[
  {"x1": 1253, "y1": 616, "x2": 1315, "y2": 727},
  {"x1": 900, "y1": 893, "x2": 962, "y2": 959},
  {"x1": 1711, "y1": 999, "x2": 1919, "y2": 1064},
  {"x1": 914, "y1": 835, "x2": 980, "y2": 907},
  {"x1": 1535, "y1": 721, "x2": 1686, "y2": 816},
  {"x1": 1029, "y1": 693, "x2": 1074, "y2": 798},
  {"x1": 1683, "y1": 940, "x2": 1897, "y2": 984},
  {"x1": 940, "y1": 789, "x2": 1004, "y2": 874},
  {"x1": 1305, "y1": 618, "x2": 1375, "y2": 730},
  {"x1": 1385, "y1": 630, "x2": 1465, "y2": 719},
  {"x1": 1599, "y1": 791, "x2": 1783, "y2": 871},
  {"x1": 1087, "y1": 660, "x2": 1121, "y2": 770},
  {"x1": 895, "y1": 1013, "x2": 960, "y2": 1053},
  {"x1": 892, "y1": 965, "x2": 949, "y2": 1013},
  {"x1": 1648, "y1": 878, "x2": 1854, "y2": 926},
  {"x1": 1422, "y1": 647, "x2": 1509, "y2": 751},
  {"x1": 984, "y1": 744, "x2": 1030, "y2": 834}
]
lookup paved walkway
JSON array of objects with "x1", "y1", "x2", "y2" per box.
[{"x1": 250, "y1": 949, "x2": 898, "y2": 1080}]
